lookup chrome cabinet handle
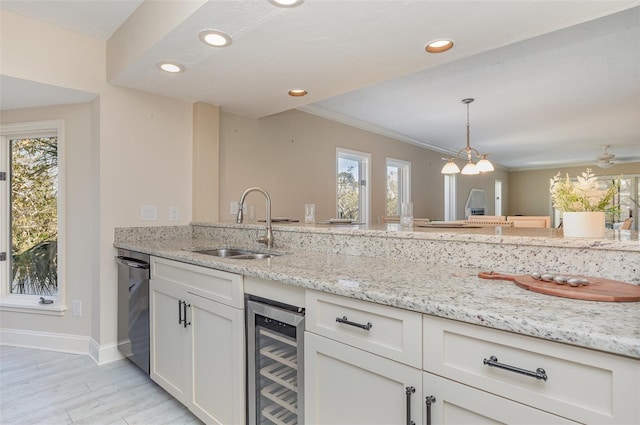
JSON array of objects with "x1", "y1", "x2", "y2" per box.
[
  {"x1": 182, "y1": 302, "x2": 191, "y2": 328},
  {"x1": 483, "y1": 355, "x2": 548, "y2": 381},
  {"x1": 405, "y1": 386, "x2": 415, "y2": 425},
  {"x1": 335, "y1": 315, "x2": 372, "y2": 331},
  {"x1": 425, "y1": 395, "x2": 436, "y2": 425}
]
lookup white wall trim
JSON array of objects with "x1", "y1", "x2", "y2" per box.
[
  {"x1": 0, "y1": 328, "x2": 124, "y2": 365},
  {"x1": 0, "y1": 328, "x2": 89, "y2": 355},
  {"x1": 89, "y1": 338, "x2": 123, "y2": 365}
]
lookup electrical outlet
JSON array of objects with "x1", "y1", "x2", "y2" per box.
[
  {"x1": 169, "y1": 206, "x2": 179, "y2": 221},
  {"x1": 72, "y1": 300, "x2": 82, "y2": 317},
  {"x1": 230, "y1": 202, "x2": 239, "y2": 215}
]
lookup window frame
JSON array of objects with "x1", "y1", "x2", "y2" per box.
[
  {"x1": 336, "y1": 148, "x2": 371, "y2": 224},
  {"x1": 0, "y1": 120, "x2": 66, "y2": 315},
  {"x1": 385, "y1": 158, "x2": 411, "y2": 216}
]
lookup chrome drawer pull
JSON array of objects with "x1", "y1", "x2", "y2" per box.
[
  {"x1": 336, "y1": 315, "x2": 373, "y2": 331},
  {"x1": 483, "y1": 355, "x2": 548, "y2": 381}
]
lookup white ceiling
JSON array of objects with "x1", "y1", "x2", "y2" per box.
[{"x1": 1, "y1": 0, "x2": 639, "y2": 170}]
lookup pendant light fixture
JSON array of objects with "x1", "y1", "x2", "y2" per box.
[{"x1": 441, "y1": 98, "x2": 494, "y2": 175}]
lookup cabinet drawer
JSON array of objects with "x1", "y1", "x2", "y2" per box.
[
  {"x1": 151, "y1": 256, "x2": 244, "y2": 308},
  {"x1": 423, "y1": 372, "x2": 578, "y2": 424},
  {"x1": 423, "y1": 315, "x2": 640, "y2": 424},
  {"x1": 306, "y1": 290, "x2": 421, "y2": 367}
]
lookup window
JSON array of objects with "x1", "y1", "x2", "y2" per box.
[
  {"x1": 495, "y1": 179, "x2": 503, "y2": 217},
  {"x1": 600, "y1": 175, "x2": 638, "y2": 230},
  {"x1": 551, "y1": 173, "x2": 639, "y2": 230},
  {"x1": 337, "y1": 148, "x2": 370, "y2": 224},
  {"x1": 1, "y1": 121, "x2": 65, "y2": 309},
  {"x1": 386, "y1": 158, "x2": 411, "y2": 216},
  {"x1": 444, "y1": 174, "x2": 456, "y2": 221}
]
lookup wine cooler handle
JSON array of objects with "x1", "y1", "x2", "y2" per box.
[
  {"x1": 425, "y1": 395, "x2": 436, "y2": 425},
  {"x1": 335, "y1": 315, "x2": 372, "y2": 331},
  {"x1": 483, "y1": 355, "x2": 548, "y2": 381},
  {"x1": 405, "y1": 386, "x2": 415, "y2": 425},
  {"x1": 183, "y1": 302, "x2": 191, "y2": 328},
  {"x1": 178, "y1": 300, "x2": 184, "y2": 325}
]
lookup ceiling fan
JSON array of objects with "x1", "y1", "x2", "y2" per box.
[{"x1": 596, "y1": 145, "x2": 616, "y2": 169}]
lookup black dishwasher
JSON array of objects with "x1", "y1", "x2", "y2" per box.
[{"x1": 116, "y1": 249, "x2": 150, "y2": 374}]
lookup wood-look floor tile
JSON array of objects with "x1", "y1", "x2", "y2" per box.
[{"x1": 0, "y1": 346, "x2": 202, "y2": 425}]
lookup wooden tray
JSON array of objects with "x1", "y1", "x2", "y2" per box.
[{"x1": 478, "y1": 271, "x2": 640, "y2": 302}]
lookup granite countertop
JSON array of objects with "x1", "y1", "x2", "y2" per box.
[
  {"x1": 115, "y1": 236, "x2": 640, "y2": 359},
  {"x1": 194, "y1": 221, "x2": 640, "y2": 251}
]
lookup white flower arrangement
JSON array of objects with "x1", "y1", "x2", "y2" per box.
[{"x1": 550, "y1": 168, "x2": 618, "y2": 213}]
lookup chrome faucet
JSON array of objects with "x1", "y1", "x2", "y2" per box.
[{"x1": 237, "y1": 187, "x2": 274, "y2": 248}]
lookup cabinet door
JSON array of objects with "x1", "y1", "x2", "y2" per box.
[
  {"x1": 305, "y1": 332, "x2": 422, "y2": 425},
  {"x1": 187, "y1": 292, "x2": 245, "y2": 425},
  {"x1": 149, "y1": 278, "x2": 189, "y2": 403},
  {"x1": 423, "y1": 372, "x2": 578, "y2": 425}
]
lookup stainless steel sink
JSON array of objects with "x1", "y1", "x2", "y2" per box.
[
  {"x1": 195, "y1": 248, "x2": 254, "y2": 257},
  {"x1": 190, "y1": 248, "x2": 281, "y2": 260},
  {"x1": 230, "y1": 253, "x2": 276, "y2": 260}
]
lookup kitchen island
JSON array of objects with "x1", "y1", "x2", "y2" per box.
[{"x1": 115, "y1": 222, "x2": 640, "y2": 359}]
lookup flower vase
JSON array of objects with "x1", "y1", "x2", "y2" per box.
[{"x1": 562, "y1": 212, "x2": 605, "y2": 238}]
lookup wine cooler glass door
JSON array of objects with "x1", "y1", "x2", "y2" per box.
[{"x1": 247, "y1": 299, "x2": 305, "y2": 425}]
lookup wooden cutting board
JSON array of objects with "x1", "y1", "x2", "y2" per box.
[{"x1": 478, "y1": 271, "x2": 640, "y2": 302}]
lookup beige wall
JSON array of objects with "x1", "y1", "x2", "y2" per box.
[
  {"x1": 1, "y1": 10, "x2": 194, "y2": 359},
  {"x1": 219, "y1": 109, "x2": 450, "y2": 222},
  {"x1": 193, "y1": 102, "x2": 220, "y2": 222},
  {"x1": 219, "y1": 109, "x2": 510, "y2": 222},
  {"x1": 508, "y1": 162, "x2": 640, "y2": 217}
]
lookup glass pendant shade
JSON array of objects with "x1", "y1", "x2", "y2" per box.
[
  {"x1": 461, "y1": 160, "x2": 479, "y2": 175},
  {"x1": 476, "y1": 156, "x2": 494, "y2": 172},
  {"x1": 441, "y1": 159, "x2": 461, "y2": 174}
]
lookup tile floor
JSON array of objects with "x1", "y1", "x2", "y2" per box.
[{"x1": 0, "y1": 345, "x2": 202, "y2": 424}]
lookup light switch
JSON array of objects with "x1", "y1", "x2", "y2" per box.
[
  {"x1": 141, "y1": 205, "x2": 157, "y2": 221},
  {"x1": 169, "y1": 206, "x2": 179, "y2": 221},
  {"x1": 72, "y1": 300, "x2": 82, "y2": 317}
]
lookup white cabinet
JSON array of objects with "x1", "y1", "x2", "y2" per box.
[
  {"x1": 149, "y1": 278, "x2": 190, "y2": 401},
  {"x1": 423, "y1": 315, "x2": 640, "y2": 424},
  {"x1": 304, "y1": 290, "x2": 423, "y2": 425},
  {"x1": 305, "y1": 332, "x2": 423, "y2": 425},
  {"x1": 150, "y1": 257, "x2": 245, "y2": 425}
]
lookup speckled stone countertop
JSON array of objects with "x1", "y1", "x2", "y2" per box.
[{"x1": 115, "y1": 224, "x2": 640, "y2": 359}]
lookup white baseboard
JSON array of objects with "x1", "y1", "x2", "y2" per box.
[
  {"x1": 89, "y1": 338, "x2": 123, "y2": 365},
  {"x1": 0, "y1": 328, "x2": 124, "y2": 365}
]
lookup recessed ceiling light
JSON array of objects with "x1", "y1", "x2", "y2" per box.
[
  {"x1": 269, "y1": 0, "x2": 304, "y2": 8},
  {"x1": 156, "y1": 61, "x2": 184, "y2": 73},
  {"x1": 198, "y1": 30, "x2": 232, "y2": 47},
  {"x1": 425, "y1": 39, "x2": 454, "y2": 53},
  {"x1": 288, "y1": 89, "x2": 307, "y2": 97}
]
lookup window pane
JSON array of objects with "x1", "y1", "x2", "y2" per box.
[
  {"x1": 338, "y1": 157, "x2": 360, "y2": 220},
  {"x1": 10, "y1": 137, "x2": 58, "y2": 295},
  {"x1": 386, "y1": 165, "x2": 399, "y2": 215}
]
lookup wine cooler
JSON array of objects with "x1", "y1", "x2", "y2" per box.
[{"x1": 247, "y1": 296, "x2": 305, "y2": 425}]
